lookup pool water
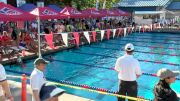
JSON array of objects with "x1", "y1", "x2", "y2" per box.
[{"x1": 5, "y1": 32, "x2": 180, "y2": 101}]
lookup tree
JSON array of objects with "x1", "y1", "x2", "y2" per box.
[{"x1": 26, "y1": 0, "x2": 121, "y2": 9}]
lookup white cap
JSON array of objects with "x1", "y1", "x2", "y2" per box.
[
  {"x1": 157, "y1": 68, "x2": 180, "y2": 79},
  {"x1": 125, "y1": 43, "x2": 134, "y2": 51}
]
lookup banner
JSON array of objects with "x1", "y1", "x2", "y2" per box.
[
  {"x1": 61, "y1": 33, "x2": 68, "y2": 47},
  {"x1": 142, "y1": 25, "x2": 145, "y2": 33},
  {"x1": 100, "y1": 30, "x2": 105, "y2": 41},
  {"x1": 131, "y1": 27, "x2": 134, "y2": 33},
  {"x1": 83, "y1": 31, "x2": 90, "y2": 44},
  {"x1": 45, "y1": 33, "x2": 55, "y2": 49},
  {"x1": 113, "y1": 29, "x2": 116, "y2": 38},
  {"x1": 92, "y1": 31, "x2": 96, "y2": 42},
  {"x1": 150, "y1": 24, "x2": 152, "y2": 31},
  {"x1": 107, "y1": 29, "x2": 111, "y2": 40},
  {"x1": 134, "y1": 26, "x2": 137, "y2": 32},
  {"x1": 124, "y1": 28, "x2": 127, "y2": 37},
  {"x1": 153, "y1": 24, "x2": 156, "y2": 29},
  {"x1": 118, "y1": 28, "x2": 122, "y2": 37},
  {"x1": 128, "y1": 27, "x2": 131, "y2": 34},
  {"x1": 73, "y1": 32, "x2": 80, "y2": 46},
  {"x1": 139, "y1": 26, "x2": 141, "y2": 33}
]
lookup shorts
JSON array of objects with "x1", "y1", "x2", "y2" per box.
[
  {"x1": 39, "y1": 83, "x2": 65, "y2": 101},
  {"x1": 19, "y1": 42, "x2": 26, "y2": 47}
]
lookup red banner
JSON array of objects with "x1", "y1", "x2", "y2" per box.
[
  {"x1": 73, "y1": 32, "x2": 80, "y2": 46},
  {"x1": 128, "y1": 27, "x2": 131, "y2": 34},
  {"x1": 107, "y1": 29, "x2": 110, "y2": 40},
  {"x1": 152, "y1": 24, "x2": 154, "y2": 30},
  {"x1": 142, "y1": 25, "x2": 145, "y2": 33},
  {"x1": 92, "y1": 31, "x2": 96, "y2": 42},
  {"x1": 45, "y1": 33, "x2": 55, "y2": 49},
  {"x1": 118, "y1": 28, "x2": 122, "y2": 37}
]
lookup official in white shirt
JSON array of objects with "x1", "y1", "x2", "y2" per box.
[
  {"x1": 30, "y1": 58, "x2": 64, "y2": 101},
  {"x1": 0, "y1": 64, "x2": 14, "y2": 101},
  {"x1": 114, "y1": 43, "x2": 142, "y2": 101}
]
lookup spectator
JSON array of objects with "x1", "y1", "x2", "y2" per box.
[
  {"x1": 154, "y1": 68, "x2": 180, "y2": 101},
  {"x1": 114, "y1": 43, "x2": 142, "y2": 101},
  {"x1": 30, "y1": 58, "x2": 64, "y2": 101},
  {"x1": 0, "y1": 64, "x2": 14, "y2": 101}
]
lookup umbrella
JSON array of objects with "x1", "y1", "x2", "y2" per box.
[
  {"x1": 0, "y1": 2, "x2": 36, "y2": 21},
  {"x1": 30, "y1": 7, "x2": 65, "y2": 20},
  {"x1": 60, "y1": 7, "x2": 86, "y2": 18},
  {"x1": 81, "y1": 8, "x2": 104, "y2": 18}
]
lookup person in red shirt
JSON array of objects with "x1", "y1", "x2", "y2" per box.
[{"x1": 2, "y1": 31, "x2": 12, "y2": 46}]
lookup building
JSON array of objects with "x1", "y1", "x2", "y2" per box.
[
  {"x1": 166, "y1": 1, "x2": 180, "y2": 15},
  {"x1": 114, "y1": 0, "x2": 174, "y2": 24}
]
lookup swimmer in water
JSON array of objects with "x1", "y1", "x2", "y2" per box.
[
  {"x1": 17, "y1": 55, "x2": 25, "y2": 67},
  {"x1": 47, "y1": 56, "x2": 54, "y2": 62}
]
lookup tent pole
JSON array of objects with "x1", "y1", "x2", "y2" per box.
[{"x1": 37, "y1": 16, "x2": 42, "y2": 58}]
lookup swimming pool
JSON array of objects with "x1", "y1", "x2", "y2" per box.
[{"x1": 5, "y1": 32, "x2": 180, "y2": 101}]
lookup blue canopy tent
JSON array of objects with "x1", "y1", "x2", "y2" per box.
[
  {"x1": 48, "y1": 4, "x2": 62, "y2": 12},
  {"x1": 19, "y1": 3, "x2": 37, "y2": 12}
]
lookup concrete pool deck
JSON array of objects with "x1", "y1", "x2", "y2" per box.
[{"x1": 8, "y1": 80, "x2": 93, "y2": 101}]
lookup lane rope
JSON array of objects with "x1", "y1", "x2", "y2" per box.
[
  {"x1": 81, "y1": 47, "x2": 180, "y2": 66},
  {"x1": 123, "y1": 37, "x2": 179, "y2": 43},
  {"x1": 85, "y1": 45, "x2": 180, "y2": 57},
  {"x1": 132, "y1": 33, "x2": 180, "y2": 39},
  {"x1": 102, "y1": 41, "x2": 180, "y2": 50},
  {"x1": 110, "y1": 39, "x2": 180, "y2": 46},
  {"x1": 125, "y1": 36, "x2": 180, "y2": 42},
  {"x1": 6, "y1": 73, "x2": 150, "y2": 101}
]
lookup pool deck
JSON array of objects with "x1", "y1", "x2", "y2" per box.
[
  {"x1": 152, "y1": 28, "x2": 180, "y2": 34},
  {"x1": 8, "y1": 80, "x2": 93, "y2": 101},
  {"x1": 1, "y1": 45, "x2": 75, "y2": 65}
]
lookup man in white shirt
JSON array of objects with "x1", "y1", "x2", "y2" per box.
[
  {"x1": 0, "y1": 64, "x2": 14, "y2": 101},
  {"x1": 30, "y1": 58, "x2": 64, "y2": 101},
  {"x1": 114, "y1": 43, "x2": 142, "y2": 101}
]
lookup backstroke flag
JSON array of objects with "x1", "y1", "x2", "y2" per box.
[
  {"x1": 113, "y1": 29, "x2": 116, "y2": 38},
  {"x1": 101, "y1": 30, "x2": 105, "y2": 41},
  {"x1": 124, "y1": 28, "x2": 127, "y2": 37},
  {"x1": 61, "y1": 33, "x2": 68, "y2": 47},
  {"x1": 84, "y1": 31, "x2": 90, "y2": 44}
]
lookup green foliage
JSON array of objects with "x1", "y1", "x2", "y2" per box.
[{"x1": 28, "y1": 0, "x2": 121, "y2": 10}]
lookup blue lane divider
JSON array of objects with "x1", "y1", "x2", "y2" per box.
[
  {"x1": 122, "y1": 37, "x2": 180, "y2": 43},
  {"x1": 71, "y1": 51, "x2": 180, "y2": 66},
  {"x1": 102, "y1": 41, "x2": 180, "y2": 50},
  {"x1": 111, "y1": 39, "x2": 180, "y2": 46},
  {"x1": 85, "y1": 45, "x2": 180, "y2": 57},
  {"x1": 131, "y1": 33, "x2": 180, "y2": 39},
  {"x1": 125, "y1": 36, "x2": 180, "y2": 42}
]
